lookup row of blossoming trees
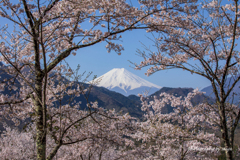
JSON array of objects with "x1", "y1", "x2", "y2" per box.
[{"x1": 0, "y1": 0, "x2": 239, "y2": 159}]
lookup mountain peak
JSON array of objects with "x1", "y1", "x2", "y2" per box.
[
  {"x1": 113, "y1": 68, "x2": 125, "y2": 70},
  {"x1": 90, "y1": 68, "x2": 162, "y2": 96}
]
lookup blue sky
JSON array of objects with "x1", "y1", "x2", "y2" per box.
[
  {"x1": 66, "y1": 0, "x2": 234, "y2": 90},
  {"x1": 66, "y1": 29, "x2": 211, "y2": 90},
  {"x1": 65, "y1": 1, "x2": 212, "y2": 90}
]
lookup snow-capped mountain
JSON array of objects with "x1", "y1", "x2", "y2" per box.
[{"x1": 89, "y1": 68, "x2": 162, "y2": 96}]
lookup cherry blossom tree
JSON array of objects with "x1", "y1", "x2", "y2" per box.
[
  {"x1": 0, "y1": 0, "x2": 154, "y2": 159},
  {"x1": 0, "y1": 109, "x2": 144, "y2": 160},
  {"x1": 133, "y1": 90, "x2": 222, "y2": 160},
  {"x1": 135, "y1": 0, "x2": 240, "y2": 159}
]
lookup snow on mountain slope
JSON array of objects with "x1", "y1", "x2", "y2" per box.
[{"x1": 89, "y1": 68, "x2": 162, "y2": 96}]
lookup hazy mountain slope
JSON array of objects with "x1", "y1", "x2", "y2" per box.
[
  {"x1": 201, "y1": 76, "x2": 240, "y2": 104},
  {"x1": 88, "y1": 86, "x2": 143, "y2": 117},
  {"x1": 89, "y1": 68, "x2": 162, "y2": 96},
  {"x1": 148, "y1": 87, "x2": 214, "y2": 113}
]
